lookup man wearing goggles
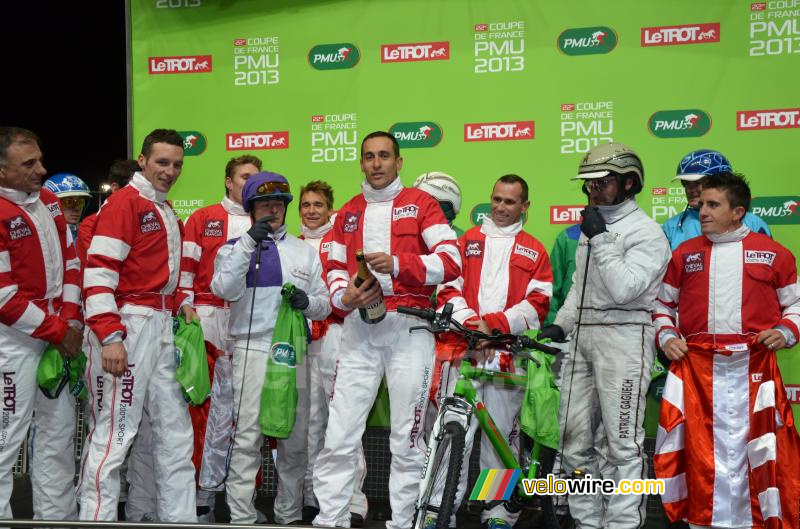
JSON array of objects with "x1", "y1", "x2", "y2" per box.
[{"x1": 43, "y1": 172, "x2": 92, "y2": 241}]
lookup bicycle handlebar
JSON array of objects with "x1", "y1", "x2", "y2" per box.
[{"x1": 398, "y1": 303, "x2": 561, "y2": 356}]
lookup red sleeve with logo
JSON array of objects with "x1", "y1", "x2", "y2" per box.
[{"x1": 179, "y1": 207, "x2": 204, "y2": 305}]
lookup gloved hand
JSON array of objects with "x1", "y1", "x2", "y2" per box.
[
  {"x1": 580, "y1": 206, "x2": 607, "y2": 239},
  {"x1": 289, "y1": 288, "x2": 310, "y2": 311},
  {"x1": 538, "y1": 324, "x2": 566, "y2": 343},
  {"x1": 247, "y1": 216, "x2": 274, "y2": 243}
]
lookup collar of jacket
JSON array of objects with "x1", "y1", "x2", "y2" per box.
[
  {"x1": 361, "y1": 176, "x2": 403, "y2": 203},
  {"x1": 596, "y1": 197, "x2": 638, "y2": 224},
  {"x1": 301, "y1": 218, "x2": 333, "y2": 240},
  {"x1": 0, "y1": 186, "x2": 39, "y2": 206},
  {"x1": 706, "y1": 224, "x2": 750, "y2": 244},
  {"x1": 222, "y1": 195, "x2": 246, "y2": 216},
  {"x1": 131, "y1": 172, "x2": 168, "y2": 204},
  {"x1": 480, "y1": 216, "x2": 522, "y2": 237}
]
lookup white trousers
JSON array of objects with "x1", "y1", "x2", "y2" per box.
[
  {"x1": 78, "y1": 306, "x2": 196, "y2": 522},
  {"x1": 313, "y1": 312, "x2": 434, "y2": 529}
]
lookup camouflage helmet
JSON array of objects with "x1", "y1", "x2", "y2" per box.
[{"x1": 573, "y1": 142, "x2": 644, "y2": 192}]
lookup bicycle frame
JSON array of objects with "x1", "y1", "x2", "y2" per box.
[{"x1": 427, "y1": 357, "x2": 547, "y2": 496}]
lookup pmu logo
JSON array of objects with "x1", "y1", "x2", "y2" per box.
[
  {"x1": 178, "y1": 131, "x2": 207, "y2": 156},
  {"x1": 750, "y1": 196, "x2": 800, "y2": 225},
  {"x1": 648, "y1": 110, "x2": 711, "y2": 138},
  {"x1": 226, "y1": 132, "x2": 289, "y2": 150},
  {"x1": 308, "y1": 43, "x2": 360, "y2": 70},
  {"x1": 271, "y1": 343, "x2": 297, "y2": 367},
  {"x1": 737, "y1": 108, "x2": 800, "y2": 130},
  {"x1": 470, "y1": 203, "x2": 491, "y2": 226},
  {"x1": 464, "y1": 121, "x2": 534, "y2": 142},
  {"x1": 550, "y1": 205, "x2": 584, "y2": 224},
  {"x1": 558, "y1": 26, "x2": 618, "y2": 55},
  {"x1": 148, "y1": 55, "x2": 212, "y2": 74},
  {"x1": 641, "y1": 23, "x2": 720, "y2": 46},
  {"x1": 389, "y1": 122, "x2": 443, "y2": 148},
  {"x1": 381, "y1": 41, "x2": 450, "y2": 62}
]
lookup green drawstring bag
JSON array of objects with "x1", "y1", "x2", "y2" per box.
[
  {"x1": 519, "y1": 331, "x2": 561, "y2": 450},
  {"x1": 37, "y1": 345, "x2": 88, "y2": 400},
  {"x1": 173, "y1": 317, "x2": 211, "y2": 405},
  {"x1": 647, "y1": 354, "x2": 668, "y2": 401},
  {"x1": 260, "y1": 283, "x2": 308, "y2": 439}
]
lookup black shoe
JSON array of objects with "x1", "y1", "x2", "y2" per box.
[
  {"x1": 302, "y1": 505, "x2": 320, "y2": 523},
  {"x1": 288, "y1": 520, "x2": 306, "y2": 526},
  {"x1": 350, "y1": 513, "x2": 364, "y2": 528},
  {"x1": 117, "y1": 501, "x2": 127, "y2": 521}
]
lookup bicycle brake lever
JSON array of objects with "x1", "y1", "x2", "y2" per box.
[{"x1": 409, "y1": 325, "x2": 437, "y2": 334}]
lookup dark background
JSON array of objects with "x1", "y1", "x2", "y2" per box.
[{"x1": 2, "y1": 3, "x2": 128, "y2": 213}]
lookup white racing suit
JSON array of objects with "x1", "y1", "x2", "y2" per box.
[
  {"x1": 553, "y1": 199, "x2": 670, "y2": 529},
  {"x1": 211, "y1": 225, "x2": 330, "y2": 524},
  {"x1": 301, "y1": 222, "x2": 368, "y2": 518}
]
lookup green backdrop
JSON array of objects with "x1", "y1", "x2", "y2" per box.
[{"x1": 130, "y1": 0, "x2": 800, "y2": 426}]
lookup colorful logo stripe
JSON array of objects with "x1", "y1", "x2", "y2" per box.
[{"x1": 469, "y1": 469, "x2": 521, "y2": 501}]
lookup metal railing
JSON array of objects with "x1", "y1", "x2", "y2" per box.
[{"x1": 0, "y1": 521, "x2": 305, "y2": 529}]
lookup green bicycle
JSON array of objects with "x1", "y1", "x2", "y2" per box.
[{"x1": 398, "y1": 303, "x2": 565, "y2": 529}]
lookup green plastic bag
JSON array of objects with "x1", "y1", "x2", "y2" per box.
[
  {"x1": 260, "y1": 283, "x2": 307, "y2": 438},
  {"x1": 173, "y1": 317, "x2": 211, "y2": 405},
  {"x1": 37, "y1": 345, "x2": 88, "y2": 400},
  {"x1": 519, "y1": 333, "x2": 561, "y2": 450},
  {"x1": 647, "y1": 354, "x2": 668, "y2": 402}
]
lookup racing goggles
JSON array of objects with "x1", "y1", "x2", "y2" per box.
[
  {"x1": 60, "y1": 197, "x2": 88, "y2": 210},
  {"x1": 582, "y1": 176, "x2": 617, "y2": 192},
  {"x1": 257, "y1": 181, "x2": 290, "y2": 195}
]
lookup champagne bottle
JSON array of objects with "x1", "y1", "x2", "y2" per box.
[{"x1": 354, "y1": 250, "x2": 387, "y2": 324}]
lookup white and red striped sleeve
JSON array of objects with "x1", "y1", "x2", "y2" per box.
[
  {"x1": 83, "y1": 196, "x2": 133, "y2": 342},
  {"x1": 653, "y1": 250, "x2": 683, "y2": 348},
  {"x1": 774, "y1": 248, "x2": 800, "y2": 346},
  {"x1": 60, "y1": 229, "x2": 83, "y2": 324},
  {"x1": 178, "y1": 208, "x2": 203, "y2": 307},
  {"x1": 325, "y1": 212, "x2": 352, "y2": 316},
  {"x1": 395, "y1": 195, "x2": 461, "y2": 287},
  {"x1": 436, "y1": 234, "x2": 477, "y2": 324},
  {"x1": 483, "y1": 245, "x2": 553, "y2": 335},
  {"x1": 0, "y1": 236, "x2": 69, "y2": 343}
]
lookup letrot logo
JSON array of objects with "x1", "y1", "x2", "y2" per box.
[
  {"x1": 464, "y1": 121, "x2": 534, "y2": 142},
  {"x1": 641, "y1": 22, "x2": 720, "y2": 46},
  {"x1": 149, "y1": 55, "x2": 212, "y2": 74},
  {"x1": 178, "y1": 131, "x2": 207, "y2": 156},
  {"x1": 389, "y1": 122, "x2": 443, "y2": 148},
  {"x1": 308, "y1": 43, "x2": 360, "y2": 70},
  {"x1": 737, "y1": 108, "x2": 800, "y2": 130},
  {"x1": 648, "y1": 109, "x2": 711, "y2": 138},
  {"x1": 381, "y1": 42, "x2": 450, "y2": 63},
  {"x1": 226, "y1": 132, "x2": 289, "y2": 150},
  {"x1": 558, "y1": 26, "x2": 618, "y2": 55}
]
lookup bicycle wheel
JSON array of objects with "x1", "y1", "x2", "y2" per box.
[
  {"x1": 537, "y1": 445, "x2": 573, "y2": 529},
  {"x1": 412, "y1": 420, "x2": 466, "y2": 529}
]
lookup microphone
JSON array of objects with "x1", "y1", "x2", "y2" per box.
[{"x1": 254, "y1": 215, "x2": 276, "y2": 271}]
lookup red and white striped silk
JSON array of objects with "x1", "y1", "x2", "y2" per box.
[{"x1": 655, "y1": 341, "x2": 800, "y2": 528}]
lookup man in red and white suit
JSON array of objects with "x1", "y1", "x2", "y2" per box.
[
  {"x1": 653, "y1": 172, "x2": 800, "y2": 529},
  {"x1": 313, "y1": 131, "x2": 461, "y2": 529},
  {"x1": 178, "y1": 154, "x2": 259, "y2": 521},
  {"x1": 434, "y1": 174, "x2": 553, "y2": 529},
  {"x1": 78, "y1": 128, "x2": 198, "y2": 522},
  {"x1": 0, "y1": 127, "x2": 83, "y2": 520}
]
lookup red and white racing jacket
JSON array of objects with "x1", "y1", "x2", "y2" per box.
[
  {"x1": 326, "y1": 179, "x2": 461, "y2": 314},
  {"x1": 179, "y1": 197, "x2": 250, "y2": 308},
  {"x1": 437, "y1": 218, "x2": 553, "y2": 335},
  {"x1": 653, "y1": 228, "x2": 800, "y2": 347},
  {"x1": 300, "y1": 219, "x2": 343, "y2": 337},
  {"x1": 0, "y1": 186, "x2": 81, "y2": 342},
  {"x1": 83, "y1": 173, "x2": 187, "y2": 343}
]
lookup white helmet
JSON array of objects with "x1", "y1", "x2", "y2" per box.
[{"x1": 413, "y1": 171, "x2": 462, "y2": 215}]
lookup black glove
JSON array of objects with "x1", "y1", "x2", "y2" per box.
[
  {"x1": 539, "y1": 324, "x2": 566, "y2": 343},
  {"x1": 247, "y1": 216, "x2": 274, "y2": 243},
  {"x1": 289, "y1": 288, "x2": 310, "y2": 311},
  {"x1": 580, "y1": 206, "x2": 607, "y2": 239}
]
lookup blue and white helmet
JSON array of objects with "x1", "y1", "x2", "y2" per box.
[
  {"x1": 43, "y1": 173, "x2": 92, "y2": 198},
  {"x1": 673, "y1": 149, "x2": 732, "y2": 182}
]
